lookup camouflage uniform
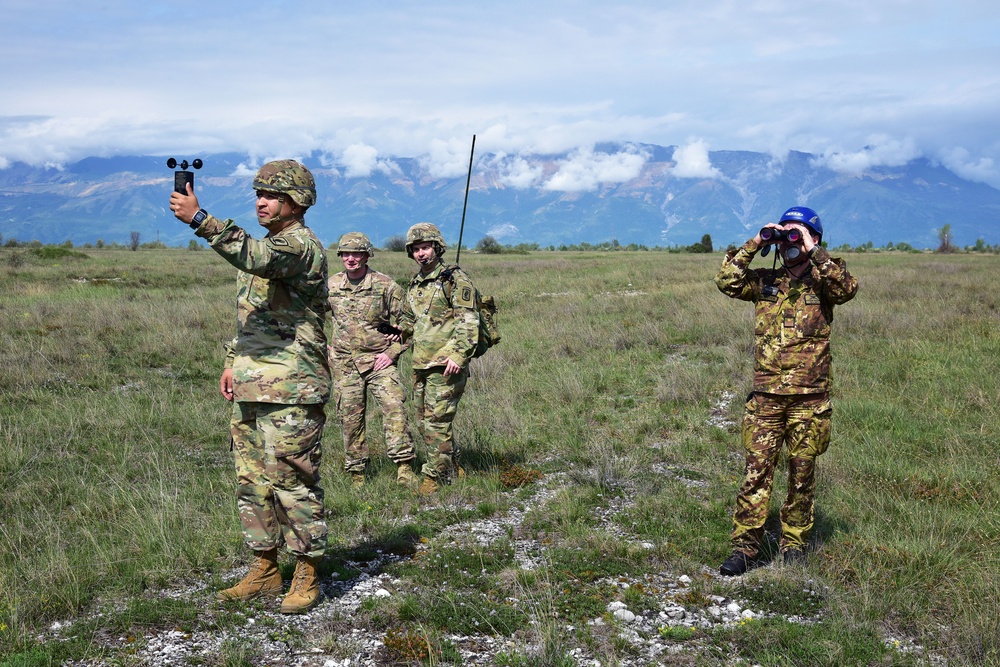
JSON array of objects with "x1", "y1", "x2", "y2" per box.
[
  {"x1": 399, "y1": 262, "x2": 479, "y2": 481},
  {"x1": 716, "y1": 240, "x2": 857, "y2": 556},
  {"x1": 195, "y1": 213, "x2": 331, "y2": 559},
  {"x1": 328, "y1": 266, "x2": 415, "y2": 472}
]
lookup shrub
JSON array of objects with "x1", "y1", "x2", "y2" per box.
[
  {"x1": 384, "y1": 235, "x2": 406, "y2": 252},
  {"x1": 477, "y1": 236, "x2": 503, "y2": 254}
]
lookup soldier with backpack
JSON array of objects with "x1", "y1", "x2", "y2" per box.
[{"x1": 398, "y1": 222, "x2": 481, "y2": 494}]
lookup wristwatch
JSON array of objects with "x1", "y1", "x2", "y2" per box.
[{"x1": 190, "y1": 208, "x2": 208, "y2": 229}]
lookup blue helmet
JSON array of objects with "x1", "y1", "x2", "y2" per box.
[{"x1": 779, "y1": 206, "x2": 822, "y2": 240}]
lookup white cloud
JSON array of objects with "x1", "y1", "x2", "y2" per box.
[
  {"x1": 1, "y1": 0, "x2": 999, "y2": 186},
  {"x1": 498, "y1": 156, "x2": 543, "y2": 189},
  {"x1": 487, "y1": 223, "x2": 520, "y2": 239},
  {"x1": 939, "y1": 146, "x2": 1000, "y2": 187},
  {"x1": 337, "y1": 143, "x2": 401, "y2": 178},
  {"x1": 671, "y1": 139, "x2": 720, "y2": 179},
  {"x1": 812, "y1": 136, "x2": 921, "y2": 174},
  {"x1": 543, "y1": 146, "x2": 649, "y2": 192},
  {"x1": 420, "y1": 137, "x2": 477, "y2": 179}
]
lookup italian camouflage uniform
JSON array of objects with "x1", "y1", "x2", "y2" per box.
[
  {"x1": 328, "y1": 268, "x2": 415, "y2": 472},
  {"x1": 196, "y1": 214, "x2": 331, "y2": 559},
  {"x1": 399, "y1": 263, "x2": 480, "y2": 481},
  {"x1": 715, "y1": 241, "x2": 858, "y2": 556}
]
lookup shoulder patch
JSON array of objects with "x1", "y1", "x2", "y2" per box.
[
  {"x1": 452, "y1": 279, "x2": 476, "y2": 308},
  {"x1": 267, "y1": 235, "x2": 305, "y2": 255}
]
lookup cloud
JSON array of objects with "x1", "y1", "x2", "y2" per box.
[
  {"x1": 487, "y1": 223, "x2": 520, "y2": 240},
  {"x1": 939, "y1": 146, "x2": 1000, "y2": 187},
  {"x1": 498, "y1": 156, "x2": 543, "y2": 189},
  {"x1": 812, "y1": 136, "x2": 921, "y2": 174},
  {"x1": 671, "y1": 139, "x2": 720, "y2": 179},
  {"x1": 337, "y1": 143, "x2": 401, "y2": 178},
  {"x1": 542, "y1": 146, "x2": 649, "y2": 192},
  {"x1": 420, "y1": 137, "x2": 477, "y2": 179}
]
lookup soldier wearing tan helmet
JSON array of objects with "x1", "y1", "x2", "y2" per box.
[
  {"x1": 398, "y1": 222, "x2": 481, "y2": 494},
  {"x1": 327, "y1": 232, "x2": 418, "y2": 490},
  {"x1": 170, "y1": 159, "x2": 330, "y2": 614}
]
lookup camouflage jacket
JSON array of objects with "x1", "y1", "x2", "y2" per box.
[
  {"x1": 327, "y1": 268, "x2": 410, "y2": 374},
  {"x1": 399, "y1": 263, "x2": 479, "y2": 370},
  {"x1": 195, "y1": 215, "x2": 331, "y2": 404},
  {"x1": 715, "y1": 241, "x2": 858, "y2": 395}
]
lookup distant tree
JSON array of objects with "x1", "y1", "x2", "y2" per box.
[
  {"x1": 95, "y1": 239, "x2": 105, "y2": 249},
  {"x1": 384, "y1": 235, "x2": 406, "y2": 252},
  {"x1": 129, "y1": 231, "x2": 141, "y2": 251},
  {"x1": 476, "y1": 236, "x2": 502, "y2": 254},
  {"x1": 188, "y1": 239, "x2": 201, "y2": 251},
  {"x1": 685, "y1": 234, "x2": 713, "y2": 253},
  {"x1": 936, "y1": 224, "x2": 954, "y2": 253},
  {"x1": 61, "y1": 239, "x2": 73, "y2": 249}
]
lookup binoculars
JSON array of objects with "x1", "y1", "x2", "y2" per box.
[{"x1": 759, "y1": 227, "x2": 801, "y2": 244}]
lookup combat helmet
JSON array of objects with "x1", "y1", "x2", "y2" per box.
[
  {"x1": 405, "y1": 222, "x2": 447, "y2": 258},
  {"x1": 779, "y1": 206, "x2": 823, "y2": 241},
  {"x1": 253, "y1": 159, "x2": 317, "y2": 209},
  {"x1": 337, "y1": 232, "x2": 374, "y2": 256}
]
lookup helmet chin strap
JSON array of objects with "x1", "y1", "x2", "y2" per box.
[{"x1": 260, "y1": 195, "x2": 303, "y2": 228}]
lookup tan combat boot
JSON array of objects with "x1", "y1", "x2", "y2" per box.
[
  {"x1": 351, "y1": 472, "x2": 365, "y2": 489},
  {"x1": 216, "y1": 549, "x2": 282, "y2": 602},
  {"x1": 417, "y1": 475, "x2": 440, "y2": 495},
  {"x1": 280, "y1": 556, "x2": 321, "y2": 614},
  {"x1": 396, "y1": 462, "x2": 419, "y2": 488}
]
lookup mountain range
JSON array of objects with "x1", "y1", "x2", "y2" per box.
[{"x1": 1, "y1": 144, "x2": 998, "y2": 249}]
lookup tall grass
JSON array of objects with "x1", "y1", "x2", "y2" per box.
[{"x1": 1, "y1": 246, "x2": 998, "y2": 664}]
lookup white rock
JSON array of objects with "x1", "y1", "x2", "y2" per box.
[
  {"x1": 678, "y1": 575, "x2": 691, "y2": 584},
  {"x1": 708, "y1": 606, "x2": 722, "y2": 617},
  {"x1": 726, "y1": 602, "x2": 741, "y2": 614},
  {"x1": 607, "y1": 601, "x2": 627, "y2": 612},
  {"x1": 613, "y1": 609, "x2": 636, "y2": 623},
  {"x1": 374, "y1": 588, "x2": 391, "y2": 598},
  {"x1": 741, "y1": 609, "x2": 756, "y2": 619}
]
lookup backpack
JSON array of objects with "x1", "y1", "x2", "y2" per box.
[{"x1": 439, "y1": 265, "x2": 500, "y2": 358}]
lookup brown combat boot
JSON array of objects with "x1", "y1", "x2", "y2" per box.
[
  {"x1": 417, "y1": 475, "x2": 440, "y2": 495},
  {"x1": 396, "y1": 463, "x2": 419, "y2": 488},
  {"x1": 280, "y1": 556, "x2": 321, "y2": 614},
  {"x1": 216, "y1": 549, "x2": 282, "y2": 601},
  {"x1": 351, "y1": 472, "x2": 365, "y2": 489}
]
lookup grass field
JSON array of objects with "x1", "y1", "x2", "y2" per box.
[{"x1": 1, "y1": 245, "x2": 998, "y2": 665}]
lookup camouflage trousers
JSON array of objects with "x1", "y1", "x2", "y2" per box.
[
  {"x1": 333, "y1": 362, "x2": 415, "y2": 472},
  {"x1": 231, "y1": 401, "x2": 328, "y2": 558},
  {"x1": 413, "y1": 366, "x2": 468, "y2": 481},
  {"x1": 731, "y1": 392, "x2": 832, "y2": 556}
]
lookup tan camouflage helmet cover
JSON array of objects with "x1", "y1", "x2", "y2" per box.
[
  {"x1": 405, "y1": 222, "x2": 447, "y2": 258},
  {"x1": 337, "y1": 231, "x2": 374, "y2": 256},
  {"x1": 253, "y1": 159, "x2": 317, "y2": 209}
]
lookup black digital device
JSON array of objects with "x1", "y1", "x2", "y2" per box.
[
  {"x1": 377, "y1": 322, "x2": 402, "y2": 336},
  {"x1": 167, "y1": 157, "x2": 203, "y2": 194}
]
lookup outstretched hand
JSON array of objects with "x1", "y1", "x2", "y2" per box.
[{"x1": 170, "y1": 182, "x2": 200, "y2": 225}]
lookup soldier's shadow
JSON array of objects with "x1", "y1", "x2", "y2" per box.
[
  {"x1": 758, "y1": 505, "x2": 851, "y2": 564},
  {"x1": 317, "y1": 524, "x2": 423, "y2": 600}
]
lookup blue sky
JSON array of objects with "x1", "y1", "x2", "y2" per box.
[{"x1": 3, "y1": 0, "x2": 999, "y2": 188}]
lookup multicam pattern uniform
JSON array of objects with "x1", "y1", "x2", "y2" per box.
[
  {"x1": 715, "y1": 241, "x2": 858, "y2": 556},
  {"x1": 196, "y1": 215, "x2": 331, "y2": 559},
  {"x1": 328, "y1": 268, "x2": 415, "y2": 472},
  {"x1": 399, "y1": 263, "x2": 480, "y2": 480}
]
